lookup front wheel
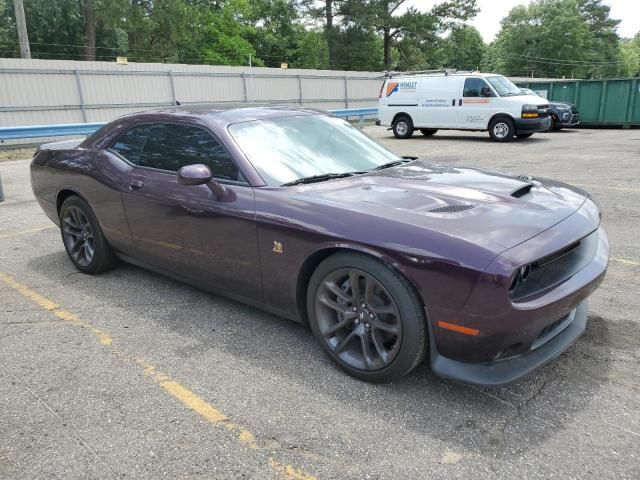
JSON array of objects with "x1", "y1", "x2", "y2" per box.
[
  {"x1": 392, "y1": 116, "x2": 414, "y2": 139},
  {"x1": 488, "y1": 116, "x2": 515, "y2": 142},
  {"x1": 307, "y1": 252, "x2": 427, "y2": 382},
  {"x1": 59, "y1": 195, "x2": 118, "y2": 274}
]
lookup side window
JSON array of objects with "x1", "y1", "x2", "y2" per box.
[
  {"x1": 136, "y1": 123, "x2": 241, "y2": 182},
  {"x1": 110, "y1": 124, "x2": 152, "y2": 163},
  {"x1": 463, "y1": 78, "x2": 489, "y2": 98}
]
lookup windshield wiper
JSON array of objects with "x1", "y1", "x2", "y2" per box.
[
  {"x1": 282, "y1": 172, "x2": 357, "y2": 186},
  {"x1": 373, "y1": 158, "x2": 412, "y2": 171}
]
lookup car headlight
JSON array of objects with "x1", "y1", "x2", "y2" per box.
[
  {"x1": 522, "y1": 104, "x2": 539, "y2": 118},
  {"x1": 509, "y1": 264, "x2": 532, "y2": 292},
  {"x1": 562, "y1": 112, "x2": 570, "y2": 120}
]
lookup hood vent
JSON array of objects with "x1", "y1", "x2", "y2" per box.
[
  {"x1": 511, "y1": 183, "x2": 534, "y2": 198},
  {"x1": 429, "y1": 204, "x2": 475, "y2": 213}
]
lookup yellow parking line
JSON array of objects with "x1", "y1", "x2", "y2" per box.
[
  {"x1": 573, "y1": 183, "x2": 640, "y2": 193},
  {"x1": 0, "y1": 271, "x2": 316, "y2": 480},
  {"x1": 0, "y1": 225, "x2": 56, "y2": 239},
  {"x1": 611, "y1": 257, "x2": 640, "y2": 267}
]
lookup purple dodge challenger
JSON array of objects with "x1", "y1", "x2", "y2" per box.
[{"x1": 30, "y1": 105, "x2": 609, "y2": 385}]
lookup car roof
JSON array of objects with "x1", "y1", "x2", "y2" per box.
[
  {"x1": 125, "y1": 104, "x2": 323, "y2": 124},
  {"x1": 392, "y1": 72, "x2": 501, "y2": 80}
]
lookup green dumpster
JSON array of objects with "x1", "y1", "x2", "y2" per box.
[{"x1": 516, "y1": 78, "x2": 640, "y2": 127}]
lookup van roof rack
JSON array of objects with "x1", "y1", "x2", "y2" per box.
[{"x1": 384, "y1": 68, "x2": 480, "y2": 78}]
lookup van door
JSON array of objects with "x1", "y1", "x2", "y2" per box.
[
  {"x1": 415, "y1": 77, "x2": 463, "y2": 128},
  {"x1": 459, "y1": 77, "x2": 495, "y2": 129}
]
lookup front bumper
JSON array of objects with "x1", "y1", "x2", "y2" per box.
[
  {"x1": 515, "y1": 116, "x2": 551, "y2": 134},
  {"x1": 559, "y1": 113, "x2": 580, "y2": 127},
  {"x1": 431, "y1": 301, "x2": 588, "y2": 386},
  {"x1": 426, "y1": 199, "x2": 608, "y2": 386}
]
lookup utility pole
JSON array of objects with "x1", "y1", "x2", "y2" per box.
[{"x1": 13, "y1": 0, "x2": 31, "y2": 59}]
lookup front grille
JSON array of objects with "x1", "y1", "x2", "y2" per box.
[{"x1": 510, "y1": 231, "x2": 598, "y2": 301}]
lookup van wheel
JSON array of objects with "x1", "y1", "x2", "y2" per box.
[
  {"x1": 488, "y1": 116, "x2": 515, "y2": 142},
  {"x1": 393, "y1": 116, "x2": 414, "y2": 139},
  {"x1": 420, "y1": 129, "x2": 438, "y2": 136}
]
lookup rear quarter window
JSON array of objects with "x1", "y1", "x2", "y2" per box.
[{"x1": 110, "y1": 125, "x2": 152, "y2": 164}]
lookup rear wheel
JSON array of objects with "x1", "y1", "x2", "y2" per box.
[
  {"x1": 307, "y1": 252, "x2": 427, "y2": 382},
  {"x1": 420, "y1": 128, "x2": 438, "y2": 136},
  {"x1": 59, "y1": 195, "x2": 118, "y2": 274},
  {"x1": 392, "y1": 115, "x2": 414, "y2": 139},
  {"x1": 488, "y1": 116, "x2": 515, "y2": 142},
  {"x1": 516, "y1": 133, "x2": 533, "y2": 139}
]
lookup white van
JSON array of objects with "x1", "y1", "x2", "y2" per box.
[{"x1": 377, "y1": 71, "x2": 551, "y2": 142}]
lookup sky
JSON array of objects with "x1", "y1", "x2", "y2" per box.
[{"x1": 405, "y1": 0, "x2": 640, "y2": 41}]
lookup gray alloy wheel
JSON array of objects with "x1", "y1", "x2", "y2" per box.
[
  {"x1": 62, "y1": 205, "x2": 95, "y2": 268},
  {"x1": 488, "y1": 116, "x2": 515, "y2": 142},
  {"x1": 307, "y1": 252, "x2": 427, "y2": 382},
  {"x1": 59, "y1": 195, "x2": 118, "y2": 274},
  {"x1": 392, "y1": 115, "x2": 414, "y2": 139}
]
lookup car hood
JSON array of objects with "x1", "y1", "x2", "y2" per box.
[
  {"x1": 297, "y1": 161, "x2": 587, "y2": 250},
  {"x1": 503, "y1": 94, "x2": 549, "y2": 107}
]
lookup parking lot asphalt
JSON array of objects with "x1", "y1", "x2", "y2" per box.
[{"x1": 1, "y1": 127, "x2": 639, "y2": 479}]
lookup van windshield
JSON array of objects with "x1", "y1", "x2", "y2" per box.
[{"x1": 486, "y1": 76, "x2": 522, "y2": 96}]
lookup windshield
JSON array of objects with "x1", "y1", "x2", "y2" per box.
[
  {"x1": 228, "y1": 114, "x2": 401, "y2": 186},
  {"x1": 486, "y1": 75, "x2": 522, "y2": 96}
]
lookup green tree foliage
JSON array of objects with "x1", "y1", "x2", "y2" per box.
[
  {"x1": 439, "y1": 24, "x2": 485, "y2": 71},
  {"x1": 1, "y1": 0, "x2": 635, "y2": 78},
  {"x1": 489, "y1": 0, "x2": 622, "y2": 78},
  {"x1": 343, "y1": 0, "x2": 478, "y2": 70},
  {"x1": 619, "y1": 33, "x2": 640, "y2": 77}
]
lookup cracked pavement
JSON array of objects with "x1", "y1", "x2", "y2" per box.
[{"x1": 1, "y1": 127, "x2": 639, "y2": 479}]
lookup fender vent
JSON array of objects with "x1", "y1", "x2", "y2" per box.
[{"x1": 429, "y1": 205, "x2": 475, "y2": 213}]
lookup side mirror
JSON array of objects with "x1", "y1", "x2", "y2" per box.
[
  {"x1": 481, "y1": 86, "x2": 494, "y2": 97},
  {"x1": 177, "y1": 164, "x2": 212, "y2": 186},
  {"x1": 177, "y1": 164, "x2": 227, "y2": 197}
]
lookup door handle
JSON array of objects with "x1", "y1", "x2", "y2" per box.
[
  {"x1": 129, "y1": 179, "x2": 144, "y2": 190},
  {"x1": 459, "y1": 98, "x2": 462, "y2": 106},
  {"x1": 451, "y1": 99, "x2": 455, "y2": 106}
]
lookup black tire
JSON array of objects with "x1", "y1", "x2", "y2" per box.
[
  {"x1": 488, "y1": 116, "x2": 516, "y2": 142},
  {"x1": 420, "y1": 128, "x2": 438, "y2": 136},
  {"x1": 516, "y1": 133, "x2": 533, "y2": 139},
  {"x1": 550, "y1": 116, "x2": 561, "y2": 131},
  {"x1": 307, "y1": 252, "x2": 427, "y2": 382},
  {"x1": 59, "y1": 195, "x2": 118, "y2": 274},
  {"x1": 392, "y1": 115, "x2": 414, "y2": 139}
]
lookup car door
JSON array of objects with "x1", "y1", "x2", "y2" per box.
[
  {"x1": 459, "y1": 77, "x2": 495, "y2": 129},
  {"x1": 112, "y1": 122, "x2": 262, "y2": 301}
]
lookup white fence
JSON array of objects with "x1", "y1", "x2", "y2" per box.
[{"x1": 0, "y1": 58, "x2": 383, "y2": 130}]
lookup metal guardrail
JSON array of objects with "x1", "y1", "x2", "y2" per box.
[
  {"x1": 0, "y1": 122, "x2": 107, "y2": 140},
  {"x1": 0, "y1": 108, "x2": 379, "y2": 142}
]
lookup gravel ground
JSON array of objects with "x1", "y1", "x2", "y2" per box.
[{"x1": 0, "y1": 126, "x2": 639, "y2": 479}]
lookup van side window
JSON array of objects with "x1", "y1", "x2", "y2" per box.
[{"x1": 463, "y1": 78, "x2": 489, "y2": 98}]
